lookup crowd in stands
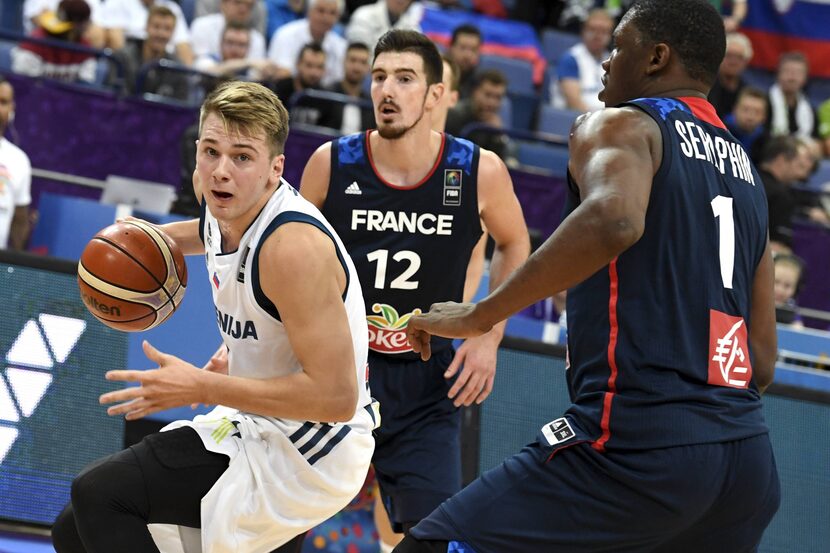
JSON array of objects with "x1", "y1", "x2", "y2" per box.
[{"x1": 3, "y1": 0, "x2": 830, "y2": 330}]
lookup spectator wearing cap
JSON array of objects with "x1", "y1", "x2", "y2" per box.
[
  {"x1": 12, "y1": 0, "x2": 98, "y2": 83},
  {"x1": 97, "y1": 0, "x2": 193, "y2": 65},
  {"x1": 549, "y1": 9, "x2": 613, "y2": 113},
  {"x1": 109, "y1": 5, "x2": 188, "y2": 99},
  {"x1": 191, "y1": 0, "x2": 267, "y2": 66},
  {"x1": 708, "y1": 32, "x2": 753, "y2": 118},
  {"x1": 267, "y1": 0, "x2": 346, "y2": 88},
  {"x1": 23, "y1": 0, "x2": 105, "y2": 47}
]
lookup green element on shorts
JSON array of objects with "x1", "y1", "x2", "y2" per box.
[{"x1": 210, "y1": 418, "x2": 236, "y2": 444}]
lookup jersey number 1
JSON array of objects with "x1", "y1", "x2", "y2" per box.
[
  {"x1": 711, "y1": 195, "x2": 734, "y2": 289},
  {"x1": 367, "y1": 249, "x2": 421, "y2": 290}
]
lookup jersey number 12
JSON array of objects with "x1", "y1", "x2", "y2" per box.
[{"x1": 367, "y1": 249, "x2": 421, "y2": 290}]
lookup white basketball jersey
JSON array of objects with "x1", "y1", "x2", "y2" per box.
[{"x1": 161, "y1": 180, "x2": 376, "y2": 553}]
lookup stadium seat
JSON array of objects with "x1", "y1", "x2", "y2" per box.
[
  {"x1": 516, "y1": 141, "x2": 570, "y2": 176},
  {"x1": 541, "y1": 29, "x2": 580, "y2": 65},
  {"x1": 179, "y1": 0, "x2": 197, "y2": 25},
  {"x1": 806, "y1": 160, "x2": 830, "y2": 191},
  {"x1": 542, "y1": 65, "x2": 557, "y2": 105},
  {"x1": 741, "y1": 67, "x2": 775, "y2": 93},
  {"x1": 508, "y1": 92, "x2": 539, "y2": 132},
  {"x1": 479, "y1": 55, "x2": 535, "y2": 95},
  {"x1": 537, "y1": 105, "x2": 580, "y2": 137},
  {"x1": 499, "y1": 93, "x2": 513, "y2": 130},
  {"x1": 0, "y1": 41, "x2": 14, "y2": 73}
]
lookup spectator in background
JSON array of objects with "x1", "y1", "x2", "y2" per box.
[
  {"x1": 321, "y1": 42, "x2": 374, "y2": 134},
  {"x1": 191, "y1": 0, "x2": 267, "y2": 65},
  {"x1": 12, "y1": 0, "x2": 97, "y2": 83},
  {"x1": 767, "y1": 52, "x2": 818, "y2": 139},
  {"x1": 549, "y1": 9, "x2": 613, "y2": 113},
  {"x1": 725, "y1": 86, "x2": 767, "y2": 154},
  {"x1": 346, "y1": 0, "x2": 423, "y2": 52},
  {"x1": 265, "y1": 0, "x2": 306, "y2": 41},
  {"x1": 268, "y1": 0, "x2": 346, "y2": 87},
  {"x1": 0, "y1": 77, "x2": 31, "y2": 252},
  {"x1": 195, "y1": 0, "x2": 267, "y2": 38},
  {"x1": 196, "y1": 22, "x2": 274, "y2": 79},
  {"x1": 760, "y1": 136, "x2": 814, "y2": 253},
  {"x1": 446, "y1": 24, "x2": 481, "y2": 99},
  {"x1": 708, "y1": 32, "x2": 752, "y2": 118},
  {"x1": 446, "y1": 69, "x2": 512, "y2": 162},
  {"x1": 270, "y1": 42, "x2": 328, "y2": 125},
  {"x1": 24, "y1": 0, "x2": 105, "y2": 47},
  {"x1": 98, "y1": 0, "x2": 193, "y2": 65},
  {"x1": 109, "y1": 5, "x2": 188, "y2": 99},
  {"x1": 773, "y1": 253, "x2": 805, "y2": 328}
]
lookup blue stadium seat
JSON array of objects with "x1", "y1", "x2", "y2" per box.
[
  {"x1": 542, "y1": 65, "x2": 557, "y2": 105},
  {"x1": 807, "y1": 77, "x2": 830, "y2": 109},
  {"x1": 516, "y1": 141, "x2": 570, "y2": 176},
  {"x1": 479, "y1": 55, "x2": 535, "y2": 95},
  {"x1": 508, "y1": 92, "x2": 539, "y2": 131},
  {"x1": 499, "y1": 93, "x2": 512, "y2": 130},
  {"x1": 541, "y1": 29, "x2": 580, "y2": 65},
  {"x1": 806, "y1": 160, "x2": 830, "y2": 191},
  {"x1": 741, "y1": 67, "x2": 775, "y2": 93},
  {"x1": 0, "y1": 41, "x2": 14, "y2": 73},
  {"x1": 537, "y1": 104, "x2": 580, "y2": 137},
  {"x1": 179, "y1": 0, "x2": 196, "y2": 25}
]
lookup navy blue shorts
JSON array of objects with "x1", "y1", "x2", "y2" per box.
[
  {"x1": 370, "y1": 348, "x2": 461, "y2": 531},
  {"x1": 411, "y1": 431, "x2": 780, "y2": 552}
]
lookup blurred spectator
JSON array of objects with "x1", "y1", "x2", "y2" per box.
[
  {"x1": 715, "y1": 0, "x2": 747, "y2": 32},
  {"x1": 195, "y1": 0, "x2": 267, "y2": 37},
  {"x1": 760, "y1": 136, "x2": 818, "y2": 252},
  {"x1": 12, "y1": 0, "x2": 97, "y2": 83},
  {"x1": 549, "y1": 8, "x2": 612, "y2": 113},
  {"x1": 320, "y1": 42, "x2": 374, "y2": 134},
  {"x1": 265, "y1": 0, "x2": 306, "y2": 41},
  {"x1": 0, "y1": 77, "x2": 31, "y2": 251},
  {"x1": 98, "y1": 0, "x2": 193, "y2": 65},
  {"x1": 708, "y1": 32, "x2": 752, "y2": 118},
  {"x1": 446, "y1": 23, "x2": 480, "y2": 99},
  {"x1": 817, "y1": 97, "x2": 830, "y2": 156},
  {"x1": 434, "y1": 54, "x2": 459, "y2": 132},
  {"x1": 110, "y1": 5, "x2": 188, "y2": 99},
  {"x1": 24, "y1": 0, "x2": 105, "y2": 47},
  {"x1": 767, "y1": 52, "x2": 818, "y2": 139},
  {"x1": 724, "y1": 87, "x2": 767, "y2": 154},
  {"x1": 268, "y1": 0, "x2": 346, "y2": 87},
  {"x1": 773, "y1": 253, "x2": 805, "y2": 328},
  {"x1": 446, "y1": 69, "x2": 512, "y2": 162},
  {"x1": 195, "y1": 22, "x2": 273, "y2": 79},
  {"x1": 345, "y1": 0, "x2": 423, "y2": 52},
  {"x1": 270, "y1": 42, "x2": 328, "y2": 125},
  {"x1": 191, "y1": 0, "x2": 266, "y2": 64}
]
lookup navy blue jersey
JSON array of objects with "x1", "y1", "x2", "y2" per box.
[
  {"x1": 322, "y1": 131, "x2": 483, "y2": 358},
  {"x1": 564, "y1": 97, "x2": 769, "y2": 450}
]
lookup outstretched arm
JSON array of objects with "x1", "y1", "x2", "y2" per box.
[{"x1": 409, "y1": 107, "x2": 661, "y2": 357}]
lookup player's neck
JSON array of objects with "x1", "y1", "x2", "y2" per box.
[
  {"x1": 217, "y1": 184, "x2": 279, "y2": 251},
  {"x1": 369, "y1": 127, "x2": 444, "y2": 187}
]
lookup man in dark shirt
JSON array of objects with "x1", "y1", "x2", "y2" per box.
[
  {"x1": 270, "y1": 42, "x2": 328, "y2": 126},
  {"x1": 759, "y1": 136, "x2": 805, "y2": 252},
  {"x1": 708, "y1": 31, "x2": 752, "y2": 118},
  {"x1": 321, "y1": 42, "x2": 375, "y2": 133},
  {"x1": 445, "y1": 69, "x2": 512, "y2": 162}
]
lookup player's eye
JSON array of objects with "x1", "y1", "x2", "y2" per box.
[{"x1": 237, "y1": 154, "x2": 250, "y2": 162}]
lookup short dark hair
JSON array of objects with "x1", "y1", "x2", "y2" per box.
[
  {"x1": 441, "y1": 54, "x2": 460, "y2": 92},
  {"x1": 778, "y1": 51, "x2": 808, "y2": 70},
  {"x1": 472, "y1": 69, "x2": 507, "y2": 90},
  {"x1": 624, "y1": 0, "x2": 725, "y2": 87},
  {"x1": 451, "y1": 24, "x2": 481, "y2": 45},
  {"x1": 297, "y1": 42, "x2": 325, "y2": 64},
  {"x1": 347, "y1": 42, "x2": 370, "y2": 54},
  {"x1": 761, "y1": 135, "x2": 799, "y2": 164},
  {"x1": 736, "y1": 86, "x2": 767, "y2": 105},
  {"x1": 222, "y1": 21, "x2": 250, "y2": 40},
  {"x1": 374, "y1": 29, "x2": 443, "y2": 86}
]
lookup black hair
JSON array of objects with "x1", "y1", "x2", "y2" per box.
[
  {"x1": 346, "y1": 42, "x2": 370, "y2": 54},
  {"x1": 760, "y1": 135, "x2": 800, "y2": 164},
  {"x1": 374, "y1": 29, "x2": 443, "y2": 86},
  {"x1": 451, "y1": 24, "x2": 481, "y2": 45},
  {"x1": 297, "y1": 42, "x2": 325, "y2": 63},
  {"x1": 625, "y1": 0, "x2": 725, "y2": 86},
  {"x1": 472, "y1": 69, "x2": 507, "y2": 90}
]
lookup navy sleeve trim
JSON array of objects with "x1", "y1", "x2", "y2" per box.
[
  {"x1": 251, "y1": 211, "x2": 351, "y2": 322},
  {"x1": 198, "y1": 198, "x2": 207, "y2": 244}
]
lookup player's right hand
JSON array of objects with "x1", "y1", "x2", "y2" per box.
[{"x1": 407, "y1": 302, "x2": 492, "y2": 361}]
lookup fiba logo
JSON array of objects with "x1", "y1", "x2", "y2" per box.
[{"x1": 0, "y1": 314, "x2": 86, "y2": 463}]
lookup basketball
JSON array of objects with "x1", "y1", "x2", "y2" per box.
[{"x1": 77, "y1": 220, "x2": 188, "y2": 332}]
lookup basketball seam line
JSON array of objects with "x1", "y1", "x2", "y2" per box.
[{"x1": 91, "y1": 234, "x2": 175, "y2": 304}]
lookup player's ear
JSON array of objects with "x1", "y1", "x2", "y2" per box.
[
  {"x1": 270, "y1": 153, "x2": 285, "y2": 185},
  {"x1": 427, "y1": 81, "x2": 444, "y2": 110},
  {"x1": 646, "y1": 42, "x2": 671, "y2": 76}
]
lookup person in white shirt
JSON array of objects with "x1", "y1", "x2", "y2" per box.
[
  {"x1": 98, "y1": 0, "x2": 193, "y2": 65},
  {"x1": 23, "y1": 0, "x2": 105, "y2": 46},
  {"x1": 0, "y1": 78, "x2": 31, "y2": 251},
  {"x1": 196, "y1": 22, "x2": 276, "y2": 79},
  {"x1": 267, "y1": 0, "x2": 346, "y2": 88},
  {"x1": 195, "y1": 0, "x2": 267, "y2": 37},
  {"x1": 345, "y1": 0, "x2": 423, "y2": 52},
  {"x1": 191, "y1": 0, "x2": 267, "y2": 64}
]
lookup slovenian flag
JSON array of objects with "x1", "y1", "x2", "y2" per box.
[
  {"x1": 212, "y1": 272, "x2": 220, "y2": 289},
  {"x1": 420, "y1": 7, "x2": 547, "y2": 85},
  {"x1": 741, "y1": 0, "x2": 830, "y2": 78}
]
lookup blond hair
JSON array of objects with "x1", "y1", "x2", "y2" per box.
[{"x1": 199, "y1": 81, "x2": 289, "y2": 156}]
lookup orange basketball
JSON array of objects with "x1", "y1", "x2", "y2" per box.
[{"x1": 77, "y1": 220, "x2": 187, "y2": 332}]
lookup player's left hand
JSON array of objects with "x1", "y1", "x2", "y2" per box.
[
  {"x1": 445, "y1": 332, "x2": 499, "y2": 407},
  {"x1": 100, "y1": 340, "x2": 207, "y2": 420}
]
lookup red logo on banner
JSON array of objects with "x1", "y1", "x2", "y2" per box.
[{"x1": 708, "y1": 309, "x2": 752, "y2": 388}]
